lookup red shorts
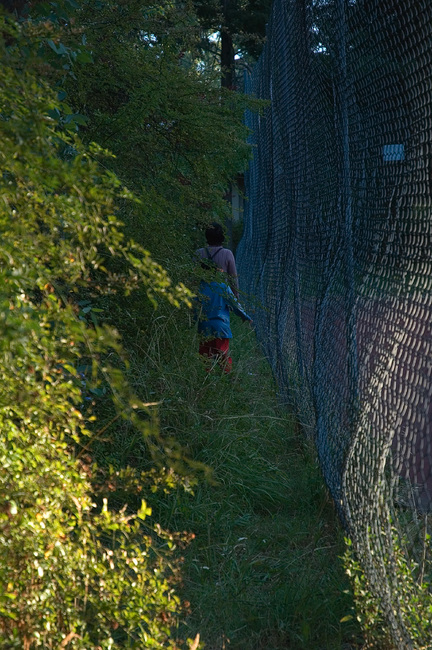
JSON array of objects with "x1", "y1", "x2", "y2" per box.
[{"x1": 199, "y1": 337, "x2": 232, "y2": 373}]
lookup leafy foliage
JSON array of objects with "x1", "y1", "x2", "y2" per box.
[
  {"x1": 64, "y1": 0, "x2": 259, "y2": 274},
  {"x1": 344, "y1": 526, "x2": 432, "y2": 649},
  {"x1": 0, "y1": 0, "x2": 265, "y2": 646},
  {"x1": 0, "y1": 12, "x2": 193, "y2": 648},
  {"x1": 193, "y1": 0, "x2": 272, "y2": 59}
]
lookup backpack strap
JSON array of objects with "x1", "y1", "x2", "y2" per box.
[{"x1": 205, "y1": 246, "x2": 222, "y2": 261}]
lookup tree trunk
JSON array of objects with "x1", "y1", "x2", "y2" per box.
[
  {"x1": 0, "y1": 0, "x2": 27, "y2": 14},
  {"x1": 0, "y1": 1, "x2": 46, "y2": 17},
  {"x1": 221, "y1": 0, "x2": 235, "y2": 89}
]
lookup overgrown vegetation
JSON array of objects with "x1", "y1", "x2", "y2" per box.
[
  {"x1": 0, "y1": 1, "x2": 262, "y2": 647},
  {"x1": 344, "y1": 520, "x2": 432, "y2": 649},
  {"x1": 0, "y1": 0, "x2": 380, "y2": 648},
  {"x1": 0, "y1": 10, "x2": 197, "y2": 648},
  {"x1": 64, "y1": 0, "x2": 258, "y2": 272}
]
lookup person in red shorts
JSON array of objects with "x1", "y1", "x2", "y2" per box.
[{"x1": 195, "y1": 265, "x2": 252, "y2": 373}]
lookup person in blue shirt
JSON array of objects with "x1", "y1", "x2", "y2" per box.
[{"x1": 195, "y1": 269, "x2": 252, "y2": 373}]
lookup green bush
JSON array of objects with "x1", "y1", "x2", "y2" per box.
[
  {"x1": 344, "y1": 525, "x2": 432, "y2": 649},
  {"x1": 0, "y1": 14, "x2": 193, "y2": 648},
  {"x1": 64, "y1": 0, "x2": 261, "y2": 282}
]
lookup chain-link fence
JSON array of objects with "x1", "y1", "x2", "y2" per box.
[{"x1": 237, "y1": 1, "x2": 432, "y2": 646}]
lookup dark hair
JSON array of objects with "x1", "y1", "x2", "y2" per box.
[{"x1": 205, "y1": 222, "x2": 224, "y2": 246}]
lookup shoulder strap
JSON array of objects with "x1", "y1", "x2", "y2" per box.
[{"x1": 206, "y1": 246, "x2": 222, "y2": 261}]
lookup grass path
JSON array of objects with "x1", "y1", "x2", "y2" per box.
[{"x1": 153, "y1": 319, "x2": 361, "y2": 649}]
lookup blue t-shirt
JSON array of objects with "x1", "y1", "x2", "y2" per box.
[{"x1": 196, "y1": 281, "x2": 251, "y2": 339}]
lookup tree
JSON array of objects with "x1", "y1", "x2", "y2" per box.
[
  {"x1": 193, "y1": 0, "x2": 272, "y2": 88},
  {"x1": 0, "y1": 0, "x2": 26, "y2": 13},
  {"x1": 61, "y1": 0, "x2": 257, "y2": 275}
]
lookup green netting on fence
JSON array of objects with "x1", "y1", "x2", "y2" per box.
[{"x1": 237, "y1": 1, "x2": 432, "y2": 646}]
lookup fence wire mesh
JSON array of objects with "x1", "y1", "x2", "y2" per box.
[{"x1": 236, "y1": 1, "x2": 432, "y2": 646}]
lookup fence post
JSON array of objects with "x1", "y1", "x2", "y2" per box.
[{"x1": 335, "y1": 0, "x2": 358, "y2": 416}]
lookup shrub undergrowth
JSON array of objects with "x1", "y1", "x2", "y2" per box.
[{"x1": 0, "y1": 13, "x2": 193, "y2": 648}]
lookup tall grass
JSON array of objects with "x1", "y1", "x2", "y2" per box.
[{"x1": 118, "y1": 309, "x2": 363, "y2": 649}]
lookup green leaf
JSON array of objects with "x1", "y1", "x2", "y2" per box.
[
  {"x1": 48, "y1": 108, "x2": 61, "y2": 120},
  {"x1": 340, "y1": 615, "x2": 353, "y2": 623},
  {"x1": 47, "y1": 39, "x2": 60, "y2": 54},
  {"x1": 76, "y1": 50, "x2": 93, "y2": 64},
  {"x1": 89, "y1": 387, "x2": 106, "y2": 397},
  {"x1": 137, "y1": 500, "x2": 152, "y2": 520}
]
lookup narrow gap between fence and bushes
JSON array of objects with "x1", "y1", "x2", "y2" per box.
[{"x1": 137, "y1": 316, "x2": 363, "y2": 650}]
